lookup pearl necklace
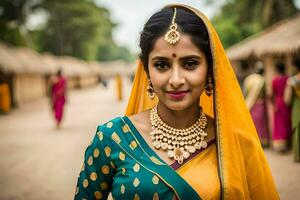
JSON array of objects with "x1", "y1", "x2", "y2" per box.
[{"x1": 150, "y1": 105, "x2": 208, "y2": 164}]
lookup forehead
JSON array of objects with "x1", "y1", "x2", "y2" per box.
[{"x1": 149, "y1": 34, "x2": 204, "y2": 58}]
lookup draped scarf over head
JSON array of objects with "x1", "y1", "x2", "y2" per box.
[{"x1": 125, "y1": 4, "x2": 279, "y2": 200}]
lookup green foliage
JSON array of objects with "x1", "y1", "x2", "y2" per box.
[
  {"x1": 34, "y1": 0, "x2": 133, "y2": 61},
  {"x1": 0, "y1": 0, "x2": 31, "y2": 46},
  {"x1": 0, "y1": 23, "x2": 27, "y2": 46},
  {"x1": 0, "y1": 0, "x2": 133, "y2": 62},
  {"x1": 35, "y1": 0, "x2": 128, "y2": 61},
  {"x1": 97, "y1": 41, "x2": 134, "y2": 62},
  {"x1": 211, "y1": 0, "x2": 299, "y2": 48}
]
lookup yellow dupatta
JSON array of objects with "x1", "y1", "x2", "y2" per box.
[{"x1": 125, "y1": 4, "x2": 279, "y2": 200}]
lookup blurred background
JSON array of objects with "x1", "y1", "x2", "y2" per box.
[{"x1": 0, "y1": 0, "x2": 300, "y2": 199}]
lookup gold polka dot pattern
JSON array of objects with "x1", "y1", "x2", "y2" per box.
[
  {"x1": 101, "y1": 165, "x2": 110, "y2": 175},
  {"x1": 152, "y1": 175, "x2": 159, "y2": 185},
  {"x1": 90, "y1": 172, "x2": 97, "y2": 181},
  {"x1": 93, "y1": 148, "x2": 100, "y2": 158},
  {"x1": 83, "y1": 179, "x2": 89, "y2": 188},
  {"x1": 133, "y1": 163, "x2": 140, "y2": 172},
  {"x1": 119, "y1": 152, "x2": 126, "y2": 161},
  {"x1": 104, "y1": 146, "x2": 111, "y2": 157},
  {"x1": 94, "y1": 191, "x2": 102, "y2": 199},
  {"x1": 133, "y1": 178, "x2": 140, "y2": 187}
]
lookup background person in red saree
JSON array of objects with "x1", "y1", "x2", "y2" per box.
[
  {"x1": 50, "y1": 69, "x2": 67, "y2": 129},
  {"x1": 271, "y1": 62, "x2": 292, "y2": 152}
]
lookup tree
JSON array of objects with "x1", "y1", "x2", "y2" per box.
[
  {"x1": 0, "y1": 0, "x2": 133, "y2": 61},
  {"x1": 0, "y1": 0, "x2": 36, "y2": 46},
  {"x1": 34, "y1": 0, "x2": 110, "y2": 60},
  {"x1": 207, "y1": 0, "x2": 299, "y2": 48}
]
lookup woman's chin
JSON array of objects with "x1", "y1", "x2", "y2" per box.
[{"x1": 163, "y1": 101, "x2": 192, "y2": 112}]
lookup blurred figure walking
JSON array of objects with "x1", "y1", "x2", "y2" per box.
[
  {"x1": 284, "y1": 58, "x2": 300, "y2": 162},
  {"x1": 115, "y1": 74, "x2": 123, "y2": 101},
  {"x1": 271, "y1": 62, "x2": 292, "y2": 152},
  {"x1": 0, "y1": 82, "x2": 11, "y2": 113},
  {"x1": 244, "y1": 62, "x2": 269, "y2": 147},
  {"x1": 50, "y1": 69, "x2": 67, "y2": 129}
]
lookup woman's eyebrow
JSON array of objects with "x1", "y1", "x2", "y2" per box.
[
  {"x1": 151, "y1": 56, "x2": 170, "y2": 61},
  {"x1": 151, "y1": 55, "x2": 201, "y2": 61},
  {"x1": 179, "y1": 55, "x2": 201, "y2": 61}
]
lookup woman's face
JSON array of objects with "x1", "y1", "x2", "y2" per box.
[{"x1": 148, "y1": 34, "x2": 209, "y2": 111}]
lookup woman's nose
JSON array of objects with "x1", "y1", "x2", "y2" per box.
[{"x1": 168, "y1": 66, "x2": 185, "y2": 88}]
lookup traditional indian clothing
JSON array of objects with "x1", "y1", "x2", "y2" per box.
[
  {"x1": 51, "y1": 75, "x2": 66, "y2": 125},
  {"x1": 290, "y1": 75, "x2": 300, "y2": 162},
  {"x1": 244, "y1": 73, "x2": 269, "y2": 146},
  {"x1": 0, "y1": 83, "x2": 11, "y2": 113},
  {"x1": 115, "y1": 74, "x2": 123, "y2": 101},
  {"x1": 272, "y1": 75, "x2": 292, "y2": 151},
  {"x1": 75, "y1": 4, "x2": 279, "y2": 200}
]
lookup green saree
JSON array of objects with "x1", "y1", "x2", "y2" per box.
[
  {"x1": 291, "y1": 76, "x2": 300, "y2": 162},
  {"x1": 74, "y1": 117, "x2": 202, "y2": 200}
]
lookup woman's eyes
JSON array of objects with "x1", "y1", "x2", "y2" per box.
[
  {"x1": 183, "y1": 60, "x2": 199, "y2": 69},
  {"x1": 154, "y1": 62, "x2": 170, "y2": 70},
  {"x1": 153, "y1": 60, "x2": 199, "y2": 71}
]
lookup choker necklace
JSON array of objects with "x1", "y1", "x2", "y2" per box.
[{"x1": 150, "y1": 105, "x2": 208, "y2": 164}]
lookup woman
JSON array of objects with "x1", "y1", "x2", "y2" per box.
[
  {"x1": 115, "y1": 74, "x2": 123, "y2": 101},
  {"x1": 74, "y1": 4, "x2": 278, "y2": 200},
  {"x1": 0, "y1": 82, "x2": 11, "y2": 113},
  {"x1": 244, "y1": 63, "x2": 269, "y2": 147},
  {"x1": 271, "y1": 62, "x2": 292, "y2": 152},
  {"x1": 284, "y1": 58, "x2": 300, "y2": 162},
  {"x1": 51, "y1": 69, "x2": 67, "y2": 129}
]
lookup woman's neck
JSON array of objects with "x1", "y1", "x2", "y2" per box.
[{"x1": 157, "y1": 101, "x2": 201, "y2": 129}]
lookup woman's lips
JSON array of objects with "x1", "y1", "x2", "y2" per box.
[{"x1": 166, "y1": 90, "x2": 189, "y2": 100}]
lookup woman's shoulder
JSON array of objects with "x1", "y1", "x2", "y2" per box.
[
  {"x1": 95, "y1": 117, "x2": 128, "y2": 141},
  {"x1": 127, "y1": 109, "x2": 150, "y2": 121},
  {"x1": 127, "y1": 109, "x2": 150, "y2": 126},
  {"x1": 96, "y1": 117, "x2": 119, "y2": 130}
]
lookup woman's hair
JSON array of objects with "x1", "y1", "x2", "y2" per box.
[
  {"x1": 254, "y1": 61, "x2": 264, "y2": 75},
  {"x1": 275, "y1": 62, "x2": 285, "y2": 74},
  {"x1": 56, "y1": 68, "x2": 62, "y2": 76},
  {"x1": 292, "y1": 57, "x2": 300, "y2": 71},
  {"x1": 139, "y1": 6, "x2": 212, "y2": 75}
]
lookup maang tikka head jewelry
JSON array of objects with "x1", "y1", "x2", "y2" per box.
[{"x1": 164, "y1": 8, "x2": 180, "y2": 45}]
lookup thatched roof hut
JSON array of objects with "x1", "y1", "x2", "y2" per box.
[
  {"x1": 93, "y1": 60, "x2": 135, "y2": 77},
  {"x1": 43, "y1": 54, "x2": 91, "y2": 77},
  {"x1": 1, "y1": 40, "x2": 136, "y2": 80},
  {"x1": 0, "y1": 42, "x2": 26, "y2": 73},
  {"x1": 0, "y1": 42, "x2": 54, "y2": 74},
  {"x1": 227, "y1": 14, "x2": 300, "y2": 61}
]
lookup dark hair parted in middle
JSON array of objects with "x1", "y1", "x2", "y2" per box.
[{"x1": 139, "y1": 6, "x2": 212, "y2": 75}]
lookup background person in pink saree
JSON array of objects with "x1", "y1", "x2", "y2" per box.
[
  {"x1": 271, "y1": 62, "x2": 292, "y2": 152},
  {"x1": 50, "y1": 69, "x2": 67, "y2": 129}
]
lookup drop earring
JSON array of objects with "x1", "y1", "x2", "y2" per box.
[
  {"x1": 147, "y1": 80, "x2": 155, "y2": 99},
  {"x1": 205, "y1": 77, "x2": 213, "y2": 96}
]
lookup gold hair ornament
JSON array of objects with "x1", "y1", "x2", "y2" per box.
[{"x1": 164, "y1": 8, "x2": 180, "y2": 45}]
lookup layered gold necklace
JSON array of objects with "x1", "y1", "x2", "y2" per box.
[{"x1": 150, "y1": 105, "x2": 208, "y2": 164}]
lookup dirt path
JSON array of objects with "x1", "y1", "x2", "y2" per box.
[{"x1": 0, "y1": 79, "x2": 299, "y2": 200}]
